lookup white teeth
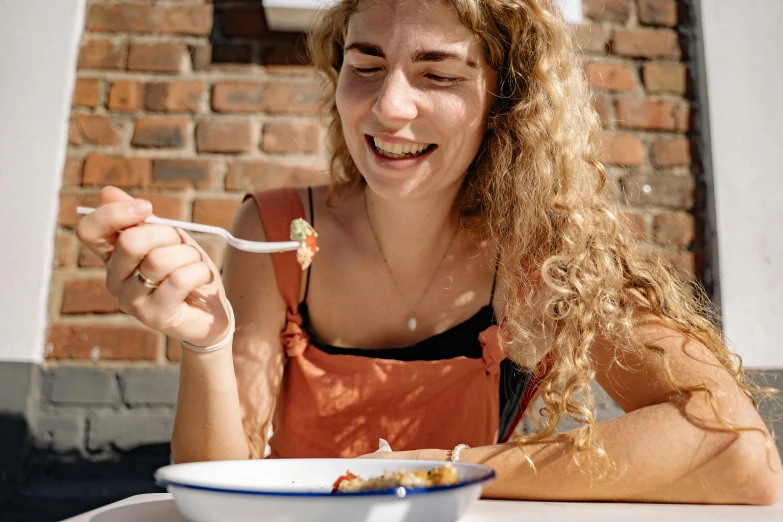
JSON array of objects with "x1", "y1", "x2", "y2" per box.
[{"x1": 372, "y1": 137, "x2": 432, "y2": 158}]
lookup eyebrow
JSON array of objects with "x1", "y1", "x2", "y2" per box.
[{"x1": 344, "y1": 41, "x2": 479, "y2": 69}]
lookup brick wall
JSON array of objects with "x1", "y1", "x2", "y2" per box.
[{"x1": 44, "y1": 0, "x2": 701, "y2": 455}]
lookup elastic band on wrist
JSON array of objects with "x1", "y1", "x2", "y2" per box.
[{"x1": 180, "y1": 300, "x2": 235, "y2": 353}]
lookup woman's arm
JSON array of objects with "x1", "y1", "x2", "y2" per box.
[
  {"x1": 468, "y1": 393, "x2": 781, "y2": 504},
  {"x1": 171, "y1": 199, "x2": 287, "y2": 462},
  {"x1": 371, "y1": 309, "x2": 783, "y2": 504}
]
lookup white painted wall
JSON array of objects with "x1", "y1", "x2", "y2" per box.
[
  {"x1": 263, "y1": 0, "x2": 582, "y2": 31},
  {"x1": 0, "y1": 0, "x2": 85, "y2": 363},
  {"x1": 701, "y1": 0, "x2": 783, "y2": 369}
]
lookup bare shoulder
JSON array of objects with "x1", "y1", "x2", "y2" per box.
[
  {"x1": 223, "y1": 196, "x2": 283, "y2": 325},
  {"x1": 231, "y1": 185, "x2": 330, "y2": 241},
  {"x1": 297, "y1": 185, "x2": 333, "y2": 223}
]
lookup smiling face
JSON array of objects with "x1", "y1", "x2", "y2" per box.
[{"x1": 335, "y1": 0, "x2": 497, "y2": 201}]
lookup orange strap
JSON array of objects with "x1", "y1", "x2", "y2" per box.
[{"x1": 246, "y1": 188, "x2": 305, "y2": 311}]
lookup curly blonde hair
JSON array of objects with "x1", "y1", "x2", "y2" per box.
[{"x1": 307, "y1": 0, "x2": 774, "y2": 466}]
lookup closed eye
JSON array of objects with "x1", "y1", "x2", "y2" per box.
[
  {"x1": 353, "y1": 67, "x2": 382, "y2": 77},
  {"x1": 426, "y1": 73, "x2": 461, "y2": 85}
]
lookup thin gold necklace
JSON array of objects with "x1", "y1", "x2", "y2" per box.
[{"x1": 364, "y1": 191, "x2": 457, "y2": 331}]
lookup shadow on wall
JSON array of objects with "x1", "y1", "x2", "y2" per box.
[
  {"x1": 1, "y1": 412, "x2": 167, "y2": 522},
  {"x1": 209, "y1": 0, "x2": 310, "y2": 67},
  {"x1": 1, "y1": 413, "x2": 30, "y2": 515}
]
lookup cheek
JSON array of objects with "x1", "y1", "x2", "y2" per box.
[
  {"x1": 335, "y1": 74, "x2": 372, "y2": 135},
  {"x1": 433, "y1": 95, "x2": 484, "y2": 147},
  {"x1": 335, "y1": 75, "x2": 352, "y2": 128}
]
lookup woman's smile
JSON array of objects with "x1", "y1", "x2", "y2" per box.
[{"x1": 365, "y1": 134, "x2": 438, "y2": 171}]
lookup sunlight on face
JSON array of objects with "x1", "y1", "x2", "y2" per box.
[{"x1": 335, "y1": 0, "x2": 497, "y2": 201}]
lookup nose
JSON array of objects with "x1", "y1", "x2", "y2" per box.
[{"x1": 372, "y1": 69, "x2": 418, "y2": 124}]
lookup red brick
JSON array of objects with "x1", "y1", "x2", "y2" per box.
[
  {"x1": 191, "y1": 44, "x2": 212, "y2": 72},
  {"x1": 593, "y1": 94, "x2": 613, "y2": 128},
  {"x1": 262, "y1": 38, "x2": 310, "y2": 68},
  {"x1": 127, "y1": 42, "x2": 187, "y2": 73},
  {"x1": 145, "y1": 81, "x2": 203, "y2": 113},
  {"x1": 158, "y1": 5, "x2": 214, "y2": 36},
  {"x1": 132, "y1": 117, "x2": 189, "y2": 148},
  {"x1": 654, "y1": 211, "x2": 694, "y2": 248},
  {"x1": 167, "y1": 337, "x2": 181, "y2": 362},
  {"x1": 61, "y1": 278, "x2": 119, "y2": 314},
  {"x1": 265, "y1": 65, "x2": 318, "y2": 76},
  {"x1": 87, "y1": 4, "x2": 157, "y2": 32},
  {"x1": 69, "y1": 115, "x2": 119, "y2": 146},
  {"x1": 195, "y1": 121, "x2": 255, "y2": 153},
  {"x1": 225, "y1": 162, "x2": 327, "y2": 192},
  {"x1": 621, "y1": 172, "x2": 694, "y2": 209},
  {"x1": 108, "y1": 81, "x2": 144, "y2": 112},
  {"x1": 59, "y1": 193, "x2": 101, "y2": 228},
  {"x1": 651, "y1": 137, "x2": 691, "y2": 168},
  {"x1": 82, "y1": 155, "x2": 152, "y2": 188},
  {"x1": 78, "y1": 246, "x2": 105, "y2": 268},
  {"x1": 642, "y1": 63, "x2": 687, "y2": 94},
  {"x1": 584, "y1": 61, "x2": 637, "y2": 92},
  {"x1": 192, "y1": 198, "x2": 243, "y2": 230},
  {"x1": 127, "y1": 192, "x2": 186, "y2": 220},
  {"x1": 54, "y1": 232, "x2": 78, "y2": 268},
  {"x1": 46, "y1": 324, "x2": 158, "y2": 360},
  {"x1": 583, "y1": 0, "x2": 631, "y2": 22},
  {"x1": 152, "y1": 159, "x2": 214, "y2": 189},
  {"x1": 63, "y1": 159, "x2": 83, "y2": 187},
  {"x1": 77, "y1": 39, "x2": 126, "y2": 70},
  {"x1": 616, "y1": 99, "x2": 690, "y2": 131},
  {"x1": 72, "y1": 79, "x2": 102, "y2": 108},
  {"x1": 597, "y1": 133, "x2": 645, "y2": 167},
  {"x1": 620, "y1": 210, "x2": 649, "y2": 241},
  {"x1": 573, "y1": 24, "x2": 607, "y2": 54},
  {"x1": 212, "y1": 44, "x2": 254, "y2": 64},
  {"x1": 212, "y1": 82, "x2": 323, "y2": 115},
  {"x1": 222, "y1": 9, "x2": 266, "y2": 38},
  {"x1": 612, "y1": 29, "x2": 681, "y2": 59},
  {"x1": 262, "y1": 121, "x2": 320, "y2": 153},
  {"x1": 660, "y1": 250, "x2": 696, "y2": 281},
  {"x1": 637, "y1": 0, "x2": 678, "y2": 27},
  {"x1": 87, "y1": 4, "x2": 213, "y2": 36}
]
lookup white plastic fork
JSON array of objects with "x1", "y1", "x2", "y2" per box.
[{"x1": 76, "y1": 206, "x2": 302, "y2": 254}]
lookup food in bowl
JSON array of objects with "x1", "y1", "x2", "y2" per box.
[
  {"x1": 290, "y1": 218, "x2": 318, "y2": 270},
  {"x1": 332, "y1": 464, "x2": 459, "y2": 493}
]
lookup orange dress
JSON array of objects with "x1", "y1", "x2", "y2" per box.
[{"x1": 237, "y1": 189, "x2": 548, "y2": 459}]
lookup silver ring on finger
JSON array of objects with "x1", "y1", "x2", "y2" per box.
[{"x1": 133, "y1": 267, "x2": 160, "y2": 289}]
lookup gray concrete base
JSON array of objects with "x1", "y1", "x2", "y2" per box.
[
  {"x1": 0, "y1": 362, "x2": 176, "y2": 521},
  {"x1": 0, "y1": 361, "x2": 39, "y2": 515}
]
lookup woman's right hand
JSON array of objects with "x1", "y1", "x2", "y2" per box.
[{"x1": 76, "y1": 186, "x2": 232, "y2": 347}]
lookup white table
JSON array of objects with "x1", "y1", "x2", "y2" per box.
[{"x1": 63, "y1": 493, "x2": 783, "y2": 522}]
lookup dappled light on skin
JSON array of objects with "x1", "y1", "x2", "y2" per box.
[{"x1": 454, "y1": 290, "x2": 477, "y2": 307}]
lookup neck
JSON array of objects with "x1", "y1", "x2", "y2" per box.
[{"x1": 362, "y1": 184, "x2": 460, "y2": 272}]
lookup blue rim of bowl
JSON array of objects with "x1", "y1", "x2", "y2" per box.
[{"x1": 155, "y1": 468, "x2": 496, "y2": 498}]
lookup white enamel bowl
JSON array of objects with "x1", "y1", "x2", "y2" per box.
[{"x1": 154, "y1": 458, "x2": 495, "y2": 522}]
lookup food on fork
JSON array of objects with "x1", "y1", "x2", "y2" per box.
[
  {"x1": 332, "y1": 464, "x2": 459, "y2": 493},
  {"x1": 290, "y1": 218, "x2": 318, "y2": 270}
]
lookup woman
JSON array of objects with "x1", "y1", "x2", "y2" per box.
[{"x1": 76, "y1": 0, "x2": 782, "y2": 504}]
